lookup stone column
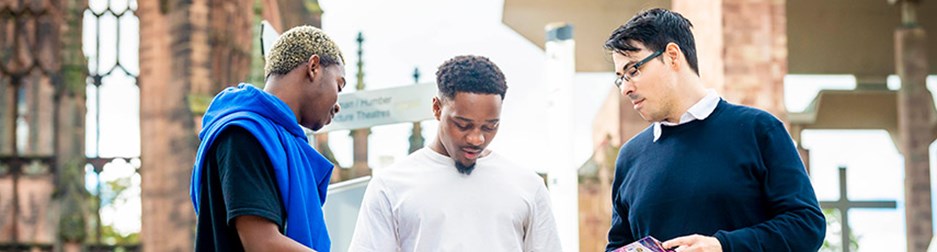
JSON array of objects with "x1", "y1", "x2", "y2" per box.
[
  {"x1": 139, "y1": 0, "x2": 267, "y2": 250},
  {"x1": 350, "y1": 129, "x2": 370, "y2": 178},
  {"x1": 190, "y1": 0, "x2": 254, "y2": 126},
  {"x1": 208, "y1": 0, "x2": 254, "y2": 91},
  {"x1": 350, "y1": 32, "x2": 370, "y2": 179},
  {"x1": 138, "y1": 0, "x2": 199, "y2": 250},
  {"x1": 55, "y1": 0, "x2": 89, "y2": 250},
  {"x1": 671, "y1": 0, "x2": 724, "y2": 93},
  {"x1": 261, "y1": 0, "x2": 323, "y2": 32},
  {"x1": 894, "y1": 1, "x2": 935, "y2": 250},
  {"x1": 673, "y1": 0, "x2": 788, "y2": 122}
]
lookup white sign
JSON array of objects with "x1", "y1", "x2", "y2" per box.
[
  {"x1": 261, "y1": 20, "x2": 280, "y2": 58},
  {"x1": 324, "y1": 176, "x2": 371, "y2": 252},
  {"x1": 320, "y1": 83, "x2": 437, "y2": 132}
]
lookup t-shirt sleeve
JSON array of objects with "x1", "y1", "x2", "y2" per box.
[
  {"x1": 213, "y1": 126, "x2": 285, "y2": 229},
  {"x1": 348, "y1": 175, "x2": 399, "y2": 252},
  {"x1": 524, "y1": 184, "x2": 562, "y2": 252}
]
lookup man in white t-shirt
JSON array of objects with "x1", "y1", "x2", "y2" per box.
[{"x1": 349, "y1": 55, "x2": 562, "y2": 252}]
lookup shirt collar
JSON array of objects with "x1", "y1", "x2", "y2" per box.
[{"x1": 653, "y1": 89, "x2": 721, "y2": 142}]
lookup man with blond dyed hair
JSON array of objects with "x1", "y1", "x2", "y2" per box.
[{"x1": 190, "y1": 25, "x2": 347, "y2": 252}]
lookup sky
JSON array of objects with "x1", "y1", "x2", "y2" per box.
[{"x1": 75, "y1": 0, "x2": 937, "y2": 250}]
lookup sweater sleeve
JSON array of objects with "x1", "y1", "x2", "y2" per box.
[
  {"x1": 713, "y1": 121, "x2": 826, "y2": 251},
  {"x1": 606, "y1": 152, "x2": 636, "y2": 252}
]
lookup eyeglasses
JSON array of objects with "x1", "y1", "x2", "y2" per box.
[{"x1": 614, "y1": 50, "x2": 663, "y2": 88}]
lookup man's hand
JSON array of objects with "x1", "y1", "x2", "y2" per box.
[{"x1": 662, "y1": 234, "x2": 722, "y2": 252}]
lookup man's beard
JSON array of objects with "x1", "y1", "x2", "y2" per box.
[{"x1": 455, "y1": 161, "x2": 476, "y2": 175}]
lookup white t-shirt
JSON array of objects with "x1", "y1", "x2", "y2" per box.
[{"x1": 349, "y1": 148, "x2": 562, "y2": 252}]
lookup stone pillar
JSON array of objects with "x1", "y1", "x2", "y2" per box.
[
  {"x1": 408, "y1": 67, "x2": 425, "y2": 154},
  {"x1": 671, "y1": 0, "x2": 724, "y2": 93},
  {"x1": 350, "y1": 31, "x2": 370, "y2": 179},
  {"x1": 190, "y1": 0, "x2": 254, "y2": 126},
  {"x1": 673, "y1": 0, "x2": 788, "y2": 121},
  {"x1": 260, "y1": 0, "x2": 283, "y2": 31},
  {"x1": 894, "y1": 2, "x2": 935, "y2": 250},
  {"x1": 207, "y1": 0, "x2": 254, "y2": 92},
  {"x1": 261, "y1": 0, "x2": 322, "y2": 32},
  {"x1": 788, "y1": 123, "x2": 811, "y2": 173},
  {"x1": 723, "y1": 0, "x2": 788, "y2": 119},
  {"x1": 138, "y1": 0, "x2": 198, "y2": 250},
  {"x1": 55, "y1": 0, "x2": 90, "y2": 250},
  {"x1": 545, "y1": 23, "x2": 579, "y2": 252},
  {"x1": 350, "y1": 130, "x2": 370, "y2": 177},
  {"x1": 139, "y1": 0, "x2": 262, "y2": 250},
  {"x1": 408, "y1": 122, "x2": 424, "y2": 154}
]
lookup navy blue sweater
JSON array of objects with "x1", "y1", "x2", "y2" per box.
[{"x1": 606, "y1": 100, "x2": 825, "y2": 252}]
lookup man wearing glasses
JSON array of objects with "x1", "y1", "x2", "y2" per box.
[{"x1": 604, "y1": 8, "x2": 825, "y2": 252}]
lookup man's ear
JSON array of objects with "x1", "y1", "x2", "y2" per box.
[
  {"x1": 306, "y1": 54, "x2": 321, "y2": 81},
  {"x1": 432, "y1": 96, "x2": 442, "y2": 120},
  {"x1": 665, "y1": 42, "x2": 682, "y2": 71}
]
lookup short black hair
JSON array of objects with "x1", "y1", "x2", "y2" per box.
[
  {"x1": 435, "y1": 55, "x2": 508, "y2": 100},
  {"x1": 605, "y1": 8, "x2": 699, "y2": 76}
]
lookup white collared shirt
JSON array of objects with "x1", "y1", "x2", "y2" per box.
[{"x1": 653, "y1": 89, "x2": 721, "y2": 142}]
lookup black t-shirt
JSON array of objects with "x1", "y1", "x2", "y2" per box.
[{"x1": 195, "y1": 126, "x2": 286, "y2": 252}]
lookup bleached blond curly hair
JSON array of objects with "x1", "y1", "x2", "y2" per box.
[{"x1": 264, "y1": 25, "x2": 345, "y2": 79}]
